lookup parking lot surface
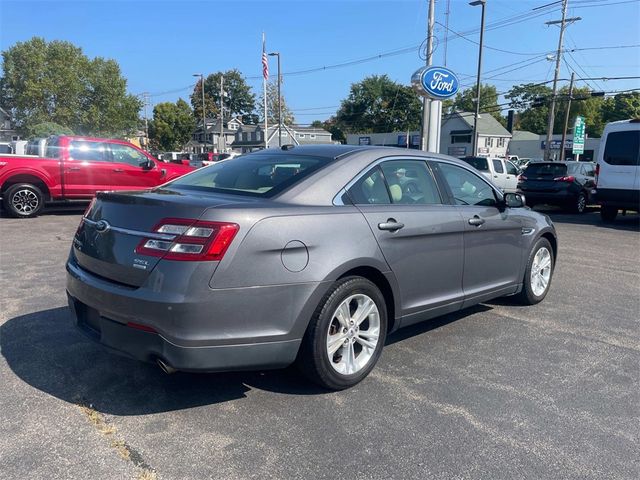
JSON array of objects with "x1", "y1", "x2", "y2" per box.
[{"x1": 1, "y1": 207, "x2": 638, "y2": 480}]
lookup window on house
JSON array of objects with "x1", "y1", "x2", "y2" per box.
[
  {"x1": 310, "y1": 134, "x2": 316, "y2": 139},
  {"x1": 452, "y1": 135, "x2": 471, "y2": 144},
  {"x1": 298, "y1": 134, "x2": 305, "y2": 138}
]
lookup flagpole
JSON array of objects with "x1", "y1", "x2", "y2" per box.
[{"x1": 262, "y1": 32, "x2": 268, "y2": 149}]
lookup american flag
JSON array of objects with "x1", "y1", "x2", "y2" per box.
[{"x1": 262, "y1": 37, "x2": 269, "y2": 81}]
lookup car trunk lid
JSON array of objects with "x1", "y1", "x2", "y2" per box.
[{"x1": 72, "y1": 189, "x2": 251, "y2": 287}]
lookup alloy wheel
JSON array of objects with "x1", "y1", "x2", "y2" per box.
[
  {"x1": 11, "y1": 189, "x2": 39, "y2": 214},
  {"x1": 530, "y1": 247, "x2": 552, "y2": 297},
  {"x1": 326, "y1": 294, "x2": 381, "y2": 375}
]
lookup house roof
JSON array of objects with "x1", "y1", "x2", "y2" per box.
[
  {"x1": 511, "y1": 130, "x2": 540, "y2": 140},
  {"x1": 449, "y1": 111, "x2": 511, "y2": 137}
]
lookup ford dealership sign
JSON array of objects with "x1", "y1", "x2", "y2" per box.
[{"x1": 411, "y1": 66, "x2": 459, "y2": 100}]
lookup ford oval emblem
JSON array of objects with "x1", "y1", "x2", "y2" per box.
[
  {"x1": 411, "y1": 66, "x2": 459, "y2": 100},
  {"x1": 95, "y1": 220, "x2": 110, "y2": 233}
]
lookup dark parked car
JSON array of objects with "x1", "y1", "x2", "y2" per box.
[
  {"x1": 517, "y1": 161, "x2": 596, "y2": 213},
  {"x1": 66, "y1": 145, "x2": 557, "y2": 390}
]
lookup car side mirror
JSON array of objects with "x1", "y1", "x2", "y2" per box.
[
  {"x1": 504, "y1": 192, "x2": 526, "y2": 208},
  {"x1": 141, "y1": 159, "x2": 154, "y2": 170}
]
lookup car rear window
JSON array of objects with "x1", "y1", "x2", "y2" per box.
[
  {"x1": 461, "y1": 157, "x2": 489, "y2": 171},
  {"x1": 166, "y1": 153, "x2": 328, "y2": 197},
  {"x1": 603, "y1": 130, "x2": 640, "y2": 166},
  {"x1": 523, "y1": 163, "x2": 567, "y2": 177}
]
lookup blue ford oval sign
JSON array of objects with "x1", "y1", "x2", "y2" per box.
[{"x1": 411, "y1": 66, "x2": 459, "y2": 100}]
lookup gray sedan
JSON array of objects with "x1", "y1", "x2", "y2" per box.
[{"x1": 66, "y1": 145, "x2": 557, "y2": 390}]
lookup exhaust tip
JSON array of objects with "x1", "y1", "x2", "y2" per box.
[{"x1": 156, "y1": 358, "x2": 177, "y2": 375}]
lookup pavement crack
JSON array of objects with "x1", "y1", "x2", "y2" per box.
[{"x1": 76, "y1": 399, "x2": 157, "y2": 480}]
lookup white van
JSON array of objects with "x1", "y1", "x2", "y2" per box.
[
  {"x1": 459, "y1": 156, "x2": 519, "y2": 193},
  {"x1": 595, "y1": 119, "x2": 640, "y2": 221}
]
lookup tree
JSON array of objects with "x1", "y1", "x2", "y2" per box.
[
  {"x1": 310, "y1": 117, "x2": 345, "y2": 143},
  {"x1": 555, "y1": 86, "x2": 606, "y2": 137},
  {"x1": 602, "y1": 92, "x2": 640, "y2": 123},
  {"x1": 258, "y1": 80, "x2": 295, "y2": 125},
  {"x1": 449, "y1": 83, "x2": 499, "y2": 114},
  {"x1": 506, "y1": 83, "x2": 553, "y2": 134},
  {"x1": 0, "y1": 37, "x2": 141, "y2": 137},
  {"x1": 27, "y1": 122, "x2": 74, "y2": 138},
  {"x1": 335, "y1": 75, "x2": 422, "y2": 133},
  {"x1": 148, "y1": 99, "x2": 195, "y2": 151},
  {"x1": 190, "y1": 69, "x2": 256, "y2": 123}
]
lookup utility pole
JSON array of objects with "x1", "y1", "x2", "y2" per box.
[
  {"x1": 268, "y1": 52, "x2": 282, "y2": 147},
  {"x1": 142, "y1": 92, "x2": 150, "y2": 151},
  {"x1": 443, "y1": 0, "x2": 451, "y2": 66},
  {"x1": 559, "y1": 71, "x2": 575, "y2": 162},
  {"x1": 544, "y1": 0, "x2": 580, "y2": 161},
  {"x1": 470, "y1": 0, "x2": 486, "y2": 157},
  {"x1": 421, "y1": 0, "x2": 435, "y2": 151},
  {"x1": 219, "y1": 74, "x2": 225, "y2": 153},
  {"x1": 193, "y1": 73, "x2": 206, "y2": 153}
]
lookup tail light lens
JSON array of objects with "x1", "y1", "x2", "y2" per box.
[
  {"x1": 517, "y1": 174, "x2": 527, "y2": 182},
  {"x1": 553, "y1": 175, "x2": 575, "y2": 182},
  {"x1": 136, "y1": 218, "x2": 239, "y2": 261},
  {"x1": 594, "y1": 163, "x2": 599, "y2": 186}
]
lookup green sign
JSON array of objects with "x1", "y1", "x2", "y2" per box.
[{"x1": 573, "y1": 116, "x2": 585, "y2": 154}]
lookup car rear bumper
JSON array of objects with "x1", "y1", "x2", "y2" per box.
[
  {"x1": 519, "y1": 189, "x2": 576, "y2": 205},
  {"x1": 65, "y1": 257, "x2": 326, "y2": 372}
]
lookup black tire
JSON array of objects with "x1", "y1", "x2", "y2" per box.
[
  {"x1": 516, "y1": 237, "x2": 554, "y2": 305},
  {"x1": 571, "y1": 191, "x2": 587, "y2": 214},
  {"x1": 297, "y1": 276, "x2": 388, "y2": 390},
  {"x1": 2, "y1": 183, "x2": 44, "y2": 218},
  {"x1": 600, "y1": 205, "x2": 618, "y2": 222}
]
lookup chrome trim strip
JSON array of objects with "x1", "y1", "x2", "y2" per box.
[{"x1": 83, "y1": 218, "x2": 177, "y2": 241}]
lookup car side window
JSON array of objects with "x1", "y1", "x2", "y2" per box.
[
  {"x1": 379, "y1": 160, "x2": 442, "y2": 205},
  {"x1": 68, "y1": 141, "x2": 110, "y2": 162},
  {"x1": 438, "y1": 163, "x2": 498, "y2": 207},
  {"x1": 492, "y1": 159, "x2": 504, "y2": 174},
  {"x1": 347, "y1": 166, "x2": 391, "y2": 204},
  {"x1": 110, "y1": 144, "x2": 150, "y2": 167},
  {"x1": 582, "y1": 163, "x2": 595, "y2": 176},
  {"x1": 505, "y1": 161, "x2": 518, "y2": 175}
]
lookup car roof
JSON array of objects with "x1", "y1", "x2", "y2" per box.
[{"x1": 248, "y1": 144, "x2": 374, "y2": 160}]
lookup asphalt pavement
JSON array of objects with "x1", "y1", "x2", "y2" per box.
[{"x1": 1, "y1": 206, "x2": 638, "y2": 480}]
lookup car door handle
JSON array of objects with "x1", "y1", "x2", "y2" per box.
[
  {"x1": 468, "y1": 216, "x2": 485, "y2": 227},
  {"x1": 67, "y1": 167, "x2": 80, "y2": 172},
  {"x1": 113, "y1": 168, "x2": 124, "y2": 173},
  {"x1": 378, "y1": 219, "x2": 404, "y2": 232}
]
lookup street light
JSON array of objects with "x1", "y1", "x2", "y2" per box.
[
  {"x1": 470, "y1": 0, "x2": 486, "y2": 157},
  {"x1": 268, "y1": 52, "x2": 282, "y2": 147},
  {"x1": 193, "y1": 73, "x2": 207, "y2": 153}
]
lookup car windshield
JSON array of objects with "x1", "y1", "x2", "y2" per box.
[
  {"x1": 461, "y1": 157, "x2": 489, "y2": 171},
  {"x1": 524, "y1": 163, "x2": 567, "y2": 177},
  {"x1": 166, "y1": 153, "x2": 328, "y2": 197}
]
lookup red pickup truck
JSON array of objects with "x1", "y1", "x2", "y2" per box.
[{"x1": 0, "y1": 135, "x2": 194, "y2": 217}]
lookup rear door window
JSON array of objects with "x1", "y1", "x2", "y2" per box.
[
  {"x1": 379, "y1": 160, "x2": 442, "y2": 205},
  {"x1": 461, "y1": 157, "x2": 489, "y2": 171},
  {"x1": 68, "y1": 141, "x2": 110, "y2": 162},
  {"x1": 603, "y1": 131, "x2": 640, "y2": 166},
  {"x1": 348, "y1": 167, "x2": 390, "y2": 204}
]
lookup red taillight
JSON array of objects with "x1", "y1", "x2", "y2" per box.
[
  {"x1": 126, "y1": 321, "x2": 157, "y2": 333},
  {"x1": 517, "y1": 174, "x2": 527, "y2": 182},
  {"x1": 594, "y1": 163, "x2": 600, "y2": 186},
  {"x1": 553, "y1": 175, "x2": 575, "y2": 182},
  {"x1": 135, "y1": 218, "x2": 239, "y2": 261}
]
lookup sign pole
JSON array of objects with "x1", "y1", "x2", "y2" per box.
[{"x1": 421, "y1": 0, "x2": 436, "y2": 151}]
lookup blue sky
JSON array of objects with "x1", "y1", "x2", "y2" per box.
[{"x1": 1, "y1": 0, "x2": 639, "y2": 124}]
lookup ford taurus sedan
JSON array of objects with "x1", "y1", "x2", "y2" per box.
[{"x1": 66, "y1": 145, "x2": 557, "y2": 390}]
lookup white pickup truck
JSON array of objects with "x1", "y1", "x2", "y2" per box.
[{"x1": 460, "y1": 156, "x2": 520, "y2": 193}]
